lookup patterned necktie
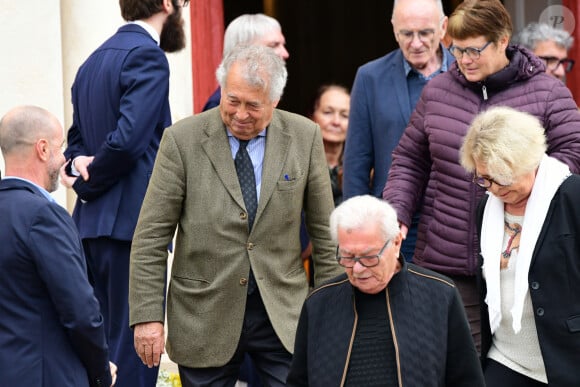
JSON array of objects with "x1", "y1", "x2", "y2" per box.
[
  {"x1": 235, "y1": 139, "x2": 258, "y2": 230},
  {"x1": 235, "y1": 139, "x2": 258, "y2": 294}
]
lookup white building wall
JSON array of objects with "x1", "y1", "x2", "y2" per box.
[
  {"x1": 0, "y1": 0, "x2": 67, "y2": 203},
  {"x1": 0, "y1": 0, "x2": 193, "y2": 210}
]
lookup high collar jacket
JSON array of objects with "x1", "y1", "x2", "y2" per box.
[{"x1": 287, "y1": 262, "x2": 484, "y2": 387}]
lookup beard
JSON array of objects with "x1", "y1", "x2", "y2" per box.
[
  {"x1": 160, "y1": 6, "x2": 186, "y2": 53},
  {"x1": 47, "y1": 155, "x2": 60, "y2": 193}
]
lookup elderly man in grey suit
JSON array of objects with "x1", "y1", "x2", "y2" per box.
[{"x1": 129, "y1": 44, "x2": 342, "y2": 386}]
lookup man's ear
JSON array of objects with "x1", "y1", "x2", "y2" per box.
[
  {"x1": 440, "y1": 16, "x2": 448, "y2": 39},
  {"x1": 36, "y1": 139, "x2": 50, "y2": 161},
  {"x1": 393, "y1": 231, "x2": 404, "y2": 248},
  {"x1": 162, "y1": 0, "x2": 173, "y2": 14}
]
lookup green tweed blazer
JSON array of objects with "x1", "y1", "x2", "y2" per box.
[{"x1": 129, "y1": 107, "x2": 342, "y2": 367}]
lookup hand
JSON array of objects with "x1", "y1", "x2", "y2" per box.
[
  {"x1": 73, "y1": 155, "x2": 94, "y2": 181},
  {"x1": 400, "y1": 224, "x2": 409, "y2": 240},
  {"x1": 134, "y1": 322, "x2": 165, "y2": 368},
  {"x1": 109, "y1": 361, "x2": 117, "y2": 386},
  {"x1": 59, "y1": 161, "x2": 76, "y2": 189}
]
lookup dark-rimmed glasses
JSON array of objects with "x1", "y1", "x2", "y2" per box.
[
  {"x1": 538, "y1": 56, "x2": 575, "y2": 73},
  {"x1": 449, "y1": 41, "x2": 492, "y2": 60},
  {"x1": 472, "y1": 174, "x2": 511, "y2": 188},
  {"x1": 336, "y1": 240, "x2": 391, "y2": 268}
]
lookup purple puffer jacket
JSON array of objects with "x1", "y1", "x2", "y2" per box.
[{"x1": 383, "y1": 45, "x2": 580, "y2": 276}]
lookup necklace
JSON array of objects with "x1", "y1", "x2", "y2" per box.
[{"x1": 502, "y1": 221, "x2": 521, "y2": 260}]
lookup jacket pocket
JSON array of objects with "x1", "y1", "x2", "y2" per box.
[{"x1": 566, "y1": 315, "x2": 580, "y2": 332}]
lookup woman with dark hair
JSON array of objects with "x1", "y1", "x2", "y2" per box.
[
  {"x1": 310, "y1": 84, "x2": 350, "y2": 206},
  {"x1": 300, "y1": 85, "x2": 351, "y2": 284}
]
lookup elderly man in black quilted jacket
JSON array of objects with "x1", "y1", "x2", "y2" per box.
[{"x1": 287, "y1": 195, "x2": 484, "y2": 387}]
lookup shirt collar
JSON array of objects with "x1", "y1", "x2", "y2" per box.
[
  {"x1": 129, "y1": 20, "x2": 160, "y2": 45},
  {"x1": 226, "y1": 127, "x2": 268, "y2": 140},
  {"x1": 403, "y1": 43, "x2": 449, "y2": 79}
]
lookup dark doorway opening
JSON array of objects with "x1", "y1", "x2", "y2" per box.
[{"x1": 223, "y1": 0, "x2": 458, "y2": 116}]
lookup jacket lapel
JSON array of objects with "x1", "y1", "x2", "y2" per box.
[
  {"x1": 255, "y1": 111, "x2": 290, "y2": 223},
  {"x1": 391, "y1": 51, "x2": 412, "y2": 123},
  {"x1": 200, "y1": 111, "x2": 246, "y2": 210}
]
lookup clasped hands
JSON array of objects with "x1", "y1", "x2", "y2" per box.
[{"x1": 59, "y1": 155, "x2": 94, "y2": 188}]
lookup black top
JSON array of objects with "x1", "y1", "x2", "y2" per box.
[
  {"x1": 329, "y1": 165, "x2": 342, "y2": 206},
  {"x1": 345, "y1": 288, "x2": 398, "y2": 386}
]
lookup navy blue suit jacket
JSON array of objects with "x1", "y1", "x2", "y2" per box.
[
  {"x1": 343, "y1": 48, "x2": 454, "y2": 259},
  {"x1": 65, "y1": 23, "x2": 172, "y2": 241},
  {"x1": 0, "y1": 179, "x2": 111, "y2": 387},
  {"x1": 202, "y1": 86, "x2": 221, "y2": 111},
  {"x1": 343, "y1": 47, "x2": 455, "y2": 198}
]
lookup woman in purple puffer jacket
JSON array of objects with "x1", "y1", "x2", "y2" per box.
[{"x1": 382, "y1": 0, "x2": 580, "y2": 352}]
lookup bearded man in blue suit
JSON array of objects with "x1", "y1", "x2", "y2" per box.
[{"x1": 61, "y1": 1, "x2": 188, "y2": 386}]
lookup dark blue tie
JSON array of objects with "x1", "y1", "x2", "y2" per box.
[
  {"x1": 235, "y1": 140, "x2": 257, "y2": 229},
  {"x1": 235, "y1": 139, "x2": 258, "y2": 294}
]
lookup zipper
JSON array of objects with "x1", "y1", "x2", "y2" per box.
[
  {"x1": 386, "y1": 288, "x2": 403, "y2": 387},
  {"x1": 340, "y1": 295, "x2": 358, "y2": 387},
  {"x1": 482, "y1": 85, "x2": 488, "y2": 100}
]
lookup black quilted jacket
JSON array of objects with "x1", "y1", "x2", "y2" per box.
[{"x1": 287, "y1": 261, "x2": 484, "y2": 386}]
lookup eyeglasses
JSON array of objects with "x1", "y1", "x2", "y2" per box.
[
  {"x1": 336, "y1": 240, "x2": 391, "y2": 268},
  {"x1": 449, "y1": 41, "x2": 492, "y2": 60},
  {"x1": 397, "y1": 29, "x2": 436, "y2": 44},
  {"x1": 472, "y1": 174, "x2": 511, "y2": 188},
  {"x1": 538, "y1": 56, "x2": 575, "y2": 73}
]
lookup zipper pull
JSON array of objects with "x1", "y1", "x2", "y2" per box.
[{"x1": 482, "y1": 85, "x2": 488, "y2": 100}]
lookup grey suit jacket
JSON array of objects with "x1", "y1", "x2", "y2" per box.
[{"x1": 129, "y1": 108, "x2": 343, "y2": 367}]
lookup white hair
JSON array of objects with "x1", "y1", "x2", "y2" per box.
[
  {"x1": 223, "y1": 14, "x2": 282, "y2": 57},
  {"x1": 216, "y1": 45, "x2": 287, "y2": 102},
  {"x1": 330, "y1": 196, "x2": 400, "y2": 243}
]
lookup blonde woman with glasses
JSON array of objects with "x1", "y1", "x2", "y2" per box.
[{"x1": 461, "y1": 106, "x2": 580, "y2": 386}]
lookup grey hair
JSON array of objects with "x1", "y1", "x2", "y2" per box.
[
  {"x1": 392, "y1": 0, "x2": 445, "y2": 21},
  {"x1": 0, "y1": 105, "x2": 58, "y2": 157},
  {"x1": 223, "y1": 14, "x2": 282, "y2": 57},
  {"x1": 460, "y1": 106, "x2": 547, "y2": 182},
  {"x1": 512, "y1": 22, "x2": 574, "y2": 50},
  {"x1": 216, "y1": 44, "x2": 287, "y2": 102},
  {"x1": 329, "y1": 196, "x2": 400, "y2": 243}
]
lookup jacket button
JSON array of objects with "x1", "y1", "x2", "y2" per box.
[
  {"x1": 536, "y1": 307, "x2": 545, "y2": 316},
  {"x1": 240, "y1": 278, "x2": 248, "y2": 286},
  {"x1": 247, "y1": 243, "x2": 254, "y2": 250},
  {"x1": 531, "y1": 281, "x2": 540, "y2": 290},
  {"x1": 240, "y1": 212, "x2": 247, "y2": 219}
]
